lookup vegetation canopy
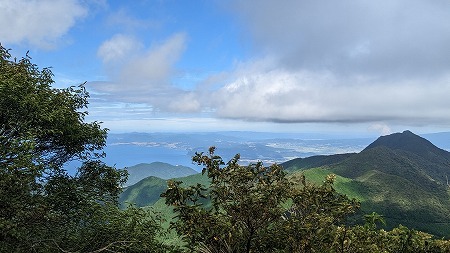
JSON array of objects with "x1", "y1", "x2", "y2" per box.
[{"x1": 0, "y1": 44, "x2": 174, "y2": 252}]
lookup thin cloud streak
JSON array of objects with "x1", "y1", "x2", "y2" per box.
[{"x1": 92, "y1": 32, "x2": 204, "y2": 113}]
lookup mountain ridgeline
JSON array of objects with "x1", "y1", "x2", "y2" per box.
[
  {"x1": 124, "y1": 162, "x2": 197, "y2": 186},
  {"x1": 283, "y1": 130, "x2": 450, "y2": 236},
  {"x1": 120, "y1": 130, "x2": 450, "y2": 237}
]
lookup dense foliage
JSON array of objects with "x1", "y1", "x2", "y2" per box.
[
  {"x1": 163, "y1": 147, "x2": 292, "y2": 252},
  {"x1": 163, "y1": 147, "x2": 450, "y2": 252},
  {"x1": 0, "y1": 45, "x2": 174, "y2": 252}
]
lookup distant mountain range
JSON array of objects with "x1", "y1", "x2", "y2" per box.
[
  {"x1": 102, "y1": 131, "x2": 379, "y2": 169},
  {"x1": 124, "y1": 162, "x2": 197, "y2": 186},
  {"x1": 119, "y1": 130, "x2": 450, "y2": 237}
]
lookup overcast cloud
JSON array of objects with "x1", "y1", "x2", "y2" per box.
[
  {"x1": 211, "y1": 0, "x2": 450, "y2": 124},
  {"x1": 214, "y1": 61, "x2": 450, "y2": 124},
  {"x1": 231, "y1": 0, "x2": 450, "y2": 77}
]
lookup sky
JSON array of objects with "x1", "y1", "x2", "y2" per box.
[{"x1": 1, "y1": 0, "x2": 450, "y2": 137}]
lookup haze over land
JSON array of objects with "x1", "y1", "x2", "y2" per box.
[
  {"x1": 103, "y1": 132, "x2": 374, "y2": 169},
  {"x1": 1, "y1": 0, "x2": 450, "y2": 135},
  {"x1": 101, "y1": 131, "x2": 450, "y2": 171}
]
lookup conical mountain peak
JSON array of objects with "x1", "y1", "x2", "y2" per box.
[{"x1": 363, "y1": 130, "x2": 447, "y2": 156}]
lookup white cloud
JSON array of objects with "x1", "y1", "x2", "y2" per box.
[
  {"x1": 369, "y1": 123, "x2": 392, "y2": 136},
  {"x1": 93, "y1": 33, "x2": 189, "y2": 111},
  {"x1": 210, "y1": 59, "x2": 450, "y2": 124},
  {"x1": 0, "y1": 0, "x2": 87, "y2": 49},
  {"x1": 97, "y1": 34, "x2": 142, "y2": 63},
  {"x1": 118, "y1": 32, "x2": 186, "y2": 87},
  {"x1": 198, "y1": 0, "x2": 450, "y2": 126},
  {"x1": 167, "y1": 92, "x2": 201, "y2": 113}
]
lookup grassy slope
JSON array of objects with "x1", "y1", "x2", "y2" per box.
[
  {"x1": 354, "y1": 169, "x2": 450, "y2": 235},
  {"x1": 288, "y1": 167, "x2": 367, "y2": 201},
  {"x1": 119, "y1": 176, "x2": 167, "y2": 208},
  {"x1": 120, "y1": 172, "x2": 210, "y2": 208},
  {"x1": 282, "y1": 153, "x2": 354, "y2": 171},
  {"x1": 124, "y1": 166, "x2": 450, "y2": 237},
  {"x1": 289, "y1": 166, "x2": 450, "y2": 237}
]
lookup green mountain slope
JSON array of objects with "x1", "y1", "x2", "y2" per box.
[
  {"x1": 282, "y1": 130, "x2": 450, "y2": 237},
  {"x1": 330, "y1": 146, "x2": 447, "y2": 192},
  {"x1": 362, "y1": 130, "x2": 450, "y2": 186},
  {"x1": 282, "y1": 153, "x2": 354, "y2": 171},
  {"x1": 288, "y1": 167, "x2": 367, "y2": 201},
  {"x1": 364, "y1": 130, "x2": 450, "y2": 159},
  {"x1": 125, "y1": 162, "x2": 197, "y2": 186},
  {"x1": 120, "y1": 172, "x2": 209, "y2": 208},
  {"x1": 119, "y1": 176, "x2": 167, "y2": 208}
]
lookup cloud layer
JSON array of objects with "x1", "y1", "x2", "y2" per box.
[
  {"x1": 214, "y1": 60, "x2": 450, "y2": 124},
  {"x1": 88, "y1": 0, "x2": 450, "y2": 128},
  {"x1": 210, "y1": 0, "x2": 450, "y2": 125},
  {"x1": 232, "y1": 0, "x2": 450, "y2": 77}
]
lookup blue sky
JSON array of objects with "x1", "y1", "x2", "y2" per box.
[{"x1": 2, "y1": 0, "x2": 450, "y2": 136}]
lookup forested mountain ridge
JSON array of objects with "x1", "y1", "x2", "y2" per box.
[
  {"x1": 364, "y1": 130, "x2": 450, "y2": 157},
  {"x1": 120, "y1": 173, "x2": 209, "y2": 208},
  {"x1": 124, "y1": 162, "x2": 197, "y2": 186},
  {"x1": 283, "y1": 130, "x2": 450, "y2": 236},
  {"x1": 282, "y1": 153, "x2": 355, "y2": 171},
  {"x1": 329, "y1": 130, "x2": 450, "y2": 190}
]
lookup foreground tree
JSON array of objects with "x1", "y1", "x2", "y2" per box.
[
  {"x1": 0, "y1": 45, "x2": 172, "y2": 252},
  {"x1": 163, "y1": 147, "x2": 358, "y2": 252},
  {"x1": 163, "y1": 147, "x2": 288, "y2": 252},
  {"x1": 280, "y1": 173, "x2": 359, "y2": 252}
]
